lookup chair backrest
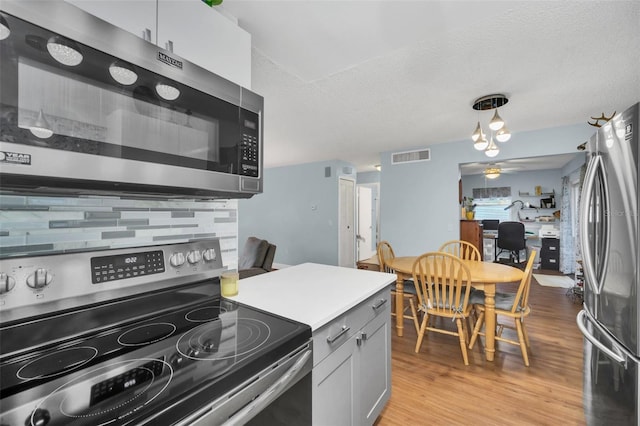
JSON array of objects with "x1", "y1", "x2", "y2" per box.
[
  {"x1": 481, "y1": 219, "x2": 499, "y2": 231},
  {"x1": 411, "y1": 252, "x2": 472, "y2": 316},
  {"x1": 508, "y1": 250, "x2": 537, "y2": 313},
  {"x1": 239, "y1": 237, "x2": 276, "y2": 270},
  {"x1": 377, "y1": 241, "x2": 396, "y2": 273},
  {"x1": 497, "y1": 221, "x2": 526, "y2": 250},
  {"x1": 438, "y1": 240, "x2": 481, "y2": 261}
]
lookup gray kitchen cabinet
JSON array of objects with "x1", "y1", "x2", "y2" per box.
[
  {"x1": 312, "y1": 288, "x2": 391, "y2": 425},
  {"x1": 65, "y1": 0, "x2": 251, "y2": 88}
]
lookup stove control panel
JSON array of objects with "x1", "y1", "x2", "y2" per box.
[
  {"x1": 0, "y1": 238, "x2": 225, "y2": 323},
  {"x1": 91, "y1": 250, "x2": 165, "y2": 284}
]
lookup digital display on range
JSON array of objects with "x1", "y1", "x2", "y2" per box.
[
  {"x1": 90, "y1": 359, "x2": 164, "y2": 406},
  {"x1": 90, "y1": 250, "x2": 165, "y2": 284}
]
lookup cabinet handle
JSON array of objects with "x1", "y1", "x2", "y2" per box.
[
  {"x1": 372, "y1": 298, "x2": 387, "y2": 310},
  {"x1": 356, "y1": 332, "x2": 368, "y2": 347},
  {"x1": 165, "y1": 40, "x2": 174, "y2": 53},
  {"x1": 326, "y1": 325, "x2": 350, "y2": 344}
]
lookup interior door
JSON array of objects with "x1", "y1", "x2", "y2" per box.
[
  {"x1": 357, "y1": 186, "x2": 375, "y2": 261},
  {"x1": 339, "y1": 178, "x2": 356, "y2": 268}
]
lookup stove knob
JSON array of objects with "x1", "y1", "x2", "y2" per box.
[
  {"x1": 0, "y1": 273, "x2": 16, "y2": 294},
  {"x1": 203, "y1": 248, "x2": 217, "y2": 262},
  {"x1": 187, "y1": 250, "x2": 202, "y2": 265},
  {"x1": 26, "y1": 268, "x2": 52, "y2": 290},
  {"x1": 169, "y1": 252, "x2": 186, "y2": 268},
  {"x1": 26, "y1": 408, "x2": 51, "y2": 426}
]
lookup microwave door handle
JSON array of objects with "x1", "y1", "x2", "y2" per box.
[
  {"x1": 580, "y1": 154, "x2": 601, "y2": 295},
  {"x1": 577, "y1": 310, "x2": 626, "y2": 366}
]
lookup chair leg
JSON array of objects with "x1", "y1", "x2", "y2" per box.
[
  {"x1": 521, "y1": 320, "x2": 531, "y2": 348},
  {"x1": 409, "y1": 297, "x2": 420, "y2": 335},
  {"x1": 415, "y1": 314, "x2": 429, "y2": 353},
  {"x1": 469, "y1": 311, "x2": 485, "y2": 350},
  {"x1": 515, "y1": 319, "x2": 530, "y2": 366},
  {"x1": 456, "y1": 318, "x2": 469, "y2": 365}
]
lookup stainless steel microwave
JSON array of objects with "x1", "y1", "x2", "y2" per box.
[{"x1": 0, "y1": 1, "x2": 263, "y2": 199}]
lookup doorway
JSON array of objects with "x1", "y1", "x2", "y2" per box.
[{"x1": 338, "y1": 177, "x2": 356, "y2": 268}]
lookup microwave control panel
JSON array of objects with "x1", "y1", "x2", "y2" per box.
[{"x1": 239, "y1": 113, "x2": 259, "y2": 177}]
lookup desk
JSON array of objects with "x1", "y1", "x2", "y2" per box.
[{"x1": 385, "y1": 256, "x2": 523, "y2": 361}]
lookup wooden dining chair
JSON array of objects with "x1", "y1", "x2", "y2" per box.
[
  {"x1": 438, "y1": 240, "x2": 481, "y2": 261},
  {"x1": 412, "y1": 252, "x2": 473, "y2": 365},
  {"x1": 377, "y1": 241, "x2": 420, "y2": 334},
  {"x1": 468, "y1": 250, "x2": 537, "y2": 366}
]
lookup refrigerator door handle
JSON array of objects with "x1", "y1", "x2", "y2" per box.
[
  {"x1": 580, "y1": 155, "x2": 601, "y2": 295},
  {"x1": 595, "y1": 156, "x2": 611, "y2": 291},
  {"x1": 577, "y1": 309, "x2": 626, "y2": 366}
]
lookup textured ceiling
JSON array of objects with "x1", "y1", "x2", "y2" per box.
[{"x1": 220, "y1": 1, "x2": 640, "y2": 172}]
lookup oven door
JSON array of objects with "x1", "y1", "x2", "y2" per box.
[
  {"x1": 171, "y1": 344, "x2": 312, "y2": 426},
  {"x1": 0, "y1": 2, "x2": 262, "y2": 198}
]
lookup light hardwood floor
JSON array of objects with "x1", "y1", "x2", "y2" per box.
[{"x1": 376, "y1": 276, "x2": 586, "y2": 425}]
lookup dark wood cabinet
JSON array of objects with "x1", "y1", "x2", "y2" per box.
[{"x1": 460, "y1": 220, "x2": 483, "y2": 260}]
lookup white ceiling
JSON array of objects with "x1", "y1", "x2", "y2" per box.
[{"x1": 219, "y1": 1, "x2": 640, "y2": 172}]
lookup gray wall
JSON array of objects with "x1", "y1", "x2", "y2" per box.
[{"x1": 238, "y1": 160, "x2": 356, "y2": 266}]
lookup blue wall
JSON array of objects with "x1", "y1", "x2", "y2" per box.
[
  {"x1": 238, "y1": 160, "x2": 356, "y2": 266},
  {"x1": 379, "y1": 123, "x2": 594, "y2": 256},
  {"x1": 238, "y1": 122, "x2": 594, "y2": 264}
]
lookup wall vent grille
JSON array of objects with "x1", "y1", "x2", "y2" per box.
[{"x1": 391, "y1": 149, "x2": 431, "y2": 164}]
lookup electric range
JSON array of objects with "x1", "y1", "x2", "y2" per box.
[{"x1": 0, "y1": 239, "x2": 312, "y2": 426}]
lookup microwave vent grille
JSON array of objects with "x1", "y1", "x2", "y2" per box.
[{"x1": 391, "y1": 149, "x2": 431, "y2": 165}]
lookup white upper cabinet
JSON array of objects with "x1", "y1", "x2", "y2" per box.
[{"x1": 66, "y1": 0, "x2": 251, "y2": 88}]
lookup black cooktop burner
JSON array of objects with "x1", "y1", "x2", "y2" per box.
[
  {"x1": 16, "y1": 347, "x2": 98, "y2": 381},
  {"x1": 0, "y1": 281, "x2": 311, "y2": 426},
  {"x1": 185, "y1": 304, "x2": 226, "y2": 322},
  {"x1": 117, "y1": 323, "x2": 177, "y2": 346},
  {"x1": 177, "y1": 317, "x2": 271, "y2": 361}
]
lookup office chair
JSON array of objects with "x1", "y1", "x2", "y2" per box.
[{"x1": 495, "y1": 221, "x2": 527, "y2": 265}]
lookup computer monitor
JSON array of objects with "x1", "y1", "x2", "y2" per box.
[{"x1": 482, "y1": 219, "x2": 500, "y2": 231}]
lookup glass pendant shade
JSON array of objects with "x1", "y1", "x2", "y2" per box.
[
  {"x1": 495, "y1": 126, "x2": 511, "y2": 142},
  {"x1": 30, "y1": 109, "x2": 53, "y2": 139},
  {"x1": 471, "y1": 121, "x2": 482, "y2": 142},
  {"x1": 47, "y1": 36, "x2": 83, "y2": 66},
  {"x1": 109, "y1": 62, "x2": 138, "y2": 85},
  {"x1": 156, "y1": 83, "x2": 180, "y2": 101},
  {"x1": 484, "y1": 136, "x2": 499, "y2": 157},
  {"x1": 473, "y1": 132, "x2": 488, "y2": 151},
  {"x1": 489, "y1": 109, "x2": 504, "y2": 131},
  {"x1": 0, "y1": 15, "x2": 10, "y2": 40}
]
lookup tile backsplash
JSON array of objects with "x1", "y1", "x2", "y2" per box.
[{"x1": 0, "y1": 194, "x2": 238, "y2": 269}]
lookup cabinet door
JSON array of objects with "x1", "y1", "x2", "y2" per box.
[
  {"x1": 158, "y1": 0, "x2": 251, "y2": 87},
  {"x1": 312, "y1": 337, "x2": 357, "y2": 426},
  {"x1": 357, "y1": 309, "x2": 391, "y2": 425},
  {"x1": 66, "y1": 1, "x2": 156, "y2": 43}
]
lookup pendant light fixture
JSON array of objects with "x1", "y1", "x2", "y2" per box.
[
  {"x1": 470, "y1": 94, "x2": 511, "y2": 157},
  {"x1": 30, "y1": 109, "x2": 54, "y2": 139},
  {"x1": 484, "y1": 134, "x2": 499, "y2": 157},
  {"x1": 109, "y1": 61, "x2": 138, "y2": 85},
  {"x1": 0, "y1": 14, "x2": 10, "y2": 40},
  {"x1": 47, "y1": 36, "x2": 83, "y2": 66}
]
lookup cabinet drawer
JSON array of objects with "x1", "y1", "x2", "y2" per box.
[
  {"x1": 312, "y1": 289, "x2": 390, "y2": 366},
  {"x1": 541, "y1": 238, "x2": 559, "y2": 250},
  {"x1": 541, "y1": 257, "x2": 559, "y2": 270}
]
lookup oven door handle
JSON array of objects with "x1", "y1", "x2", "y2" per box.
[{"x1": 222, "y1": 349, "x2": 312, "y2": 426}]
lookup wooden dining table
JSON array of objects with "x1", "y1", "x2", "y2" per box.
[{"x1": 385, "y1": 256, "x2": 524, "y2": 362}]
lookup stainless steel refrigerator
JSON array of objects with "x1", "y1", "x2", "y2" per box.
[{"x1": 577, "y1": 101, "x2": 639, "y2": 425}]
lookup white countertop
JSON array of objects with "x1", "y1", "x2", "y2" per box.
[{"x1": 226, "y1": 263, "x2": 396, "y2": 331}]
